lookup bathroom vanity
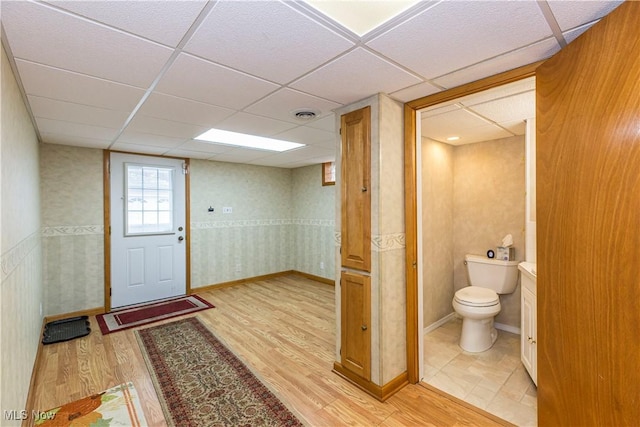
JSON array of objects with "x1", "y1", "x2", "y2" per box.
[{"x1": 519, "y1": 262, "x2": 537, "y2": 385}]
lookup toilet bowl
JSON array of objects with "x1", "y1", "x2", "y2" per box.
[
  {"x1": 453, "y1": 254, "x2": 519, "y2": 353},
  {"x1": 453, "y1": 287, "x2": 501, "y2": 352}
]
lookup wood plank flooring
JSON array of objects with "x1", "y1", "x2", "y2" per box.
[{"x1": 28, "y1": 274, "x2": 508, "y2": 426}]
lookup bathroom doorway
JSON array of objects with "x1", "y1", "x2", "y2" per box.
[{"x1": 413, "y1": 75, "x2": 537, "y2": 425}]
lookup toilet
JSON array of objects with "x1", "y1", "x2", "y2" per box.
[{"x1": 452, "y1": 254, "x2": 519, "y2": 352}]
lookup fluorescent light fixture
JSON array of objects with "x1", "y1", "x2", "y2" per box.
[
  {"x1": 195, "y1": 128, "x2": 305, "y2": 152},
  {"x1": 446, "y1": 136, "x2": 460, "y2": 141}
]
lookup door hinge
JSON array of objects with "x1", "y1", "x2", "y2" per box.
[
  {"x1": 109, "y1": 226, "x2": 111, "y2": 235},
  {"x1": 182, "y1": 163, "x2": 189, "y2": 175},
  {"x1": 109, "y1": 288, "x2": 112, "y2": 296}
]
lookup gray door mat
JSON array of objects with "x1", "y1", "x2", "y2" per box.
[{"x1": 42, "y1": 316, "x2": 91, "y2": 345}]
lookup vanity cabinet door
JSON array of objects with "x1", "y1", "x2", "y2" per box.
[{"x1": 521, "y1": 286, "x2": 537, "y2": 385}]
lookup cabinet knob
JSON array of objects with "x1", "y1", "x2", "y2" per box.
[
  {"x1": 361, "y1": 186, "x2": 367, "y2": 192},
  {"x1": 361, "y1": 325, "x2": 368, "y2": 331}
]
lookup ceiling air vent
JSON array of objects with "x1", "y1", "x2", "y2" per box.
[{"x1": 292, "y1": 108, "x2": 319, "y2": 120}]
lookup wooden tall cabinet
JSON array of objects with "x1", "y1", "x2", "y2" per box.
[
  {"x1": 340, "y1": 106, "x2": 371, "y2": 272},
  {"x1": 338, "y1": 106, "x2": 372, "y2": 382}
]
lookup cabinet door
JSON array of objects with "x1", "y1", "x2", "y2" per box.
[
  {"x1": 341, "y1": 106, "x2": 371, "y2": 272},
  {"x1": 521, "y1": 287, "x2": 537, "y2": 385},
  {"x1": 341, "y1": 271, "x2": 371, "y2": 380}
]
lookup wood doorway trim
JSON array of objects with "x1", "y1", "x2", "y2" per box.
[
  {"x1": 403, "y1": 61, "x2": 541, "y2": 383},
  {"x1": 103, "y1": 150, "x2": 192, "y2": 313}
]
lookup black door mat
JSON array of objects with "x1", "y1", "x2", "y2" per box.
[{"x1": 42, "y1": 316, "x2": 91, "y2": 345}]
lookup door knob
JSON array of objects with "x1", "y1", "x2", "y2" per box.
[
  {"x1": 178, "y1": 236, "x2": 184, "y2": 242},
  {"x1": 178, "y1": 226, "x2": 183, "y2": 231},
  {"x1": 361, "y1": 325, "x2": 368, "y2": 331}
]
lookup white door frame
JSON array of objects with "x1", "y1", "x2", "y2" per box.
[{"x1": 103, "y1": 150, "x2": 191, "y2": 311}]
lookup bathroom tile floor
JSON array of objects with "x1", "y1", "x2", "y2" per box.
[{"x1": 422, "y1": 317, "x2": 537, "y2": 426}]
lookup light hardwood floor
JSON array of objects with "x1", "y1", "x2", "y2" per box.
[{"x1": 28, "y1": 274, "x2": 510, "y2": 426}]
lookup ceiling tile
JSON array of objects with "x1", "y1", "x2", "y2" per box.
[
  {"x1": 456, "y1": 77, "x2": 535, "y2": 107},
  {"x1": 173, "y1": 140, "x2": 234, "y2": 154},
  {"x1": 45, "y1": 0, "x2": 208, "y2": 47},
  {"x1": 28, "y1": 95, "x2": 129, "y2": 129},
  {"x1": 116, "y1": 130, "x2": 187, "y2": 149},
  {"x1": 155, "y1": 53, "x2": 280, "y2": 110},
  {"x1": 209, "y1": 148, "x2": 272, "y2": 164},
  {"x1": 162, "y1": 149, "x2": 214, "y2": 160},
  {"x1": 2, "y1": 1, "x2": 173, "y2": 88},
  {"x1": 41, "y1": 134, "x2": 111, "y2": 150},
  {"x1": 273, "y1": 126, "x2": 335, "y2": 145},
  {"x1": 367, "y1": 1, "x2": 551, "y2": 79},
  {"x1": 126, "y1": 115, "x2": 208, "y2": 140},
  {"x1": 563, "y1": 21, "x2": 598, "y2": 45},
  {"x1": 137, "y1": 93, "x2": 235, "y2": 128},
  {"x1": 306, "y1": 114, "x2": 337, "y2": 133},
  {"x1": 389, "y1": 81, "x2": 443, "y2": 103},
  {"x1": 433, "y1": 38, "x2": 559, "y2": 89},
  {"x1": 184, "y1": 0, "x2": 354, "y2": 84},
  {"x1": 244, "y1": 88, "x2": 342, "y2": 124},
  {"x1": 421, "y1": 108, "x2": 514, "y2": 144},
  {"x1": 213, "y1": 112, "x2": 296, "y2": 137},
  {"x1": 465, "y1": 91, "x2": 536, "y2": 124},
  {"x1": 290, "y1": 47, "x2": 422, "y2": 104},
  {"x1": 35, "y1": 117, "x2": 119, "y2": 141},
  {"x1": 110, "y1": 142, "x2": 169, "y2": 155},
  {"x1": 500, "y1": 120, "x2": 527, "y2": 136},
  {"x1": 15, "y1": 60, "x2": 145, "y2": 111},
  {"x1": 547, "y1": 1, "x2": 623, "y2": 32}
]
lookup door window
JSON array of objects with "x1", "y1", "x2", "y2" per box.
[{"x1": 125, "y1": 164, "x2": 174, "y2": 235}]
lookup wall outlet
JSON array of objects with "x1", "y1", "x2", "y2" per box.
[
  {"x1": 235, "y1": 263, "x2": 242, "y2": 272},
  {"x1": 223, "y1": 207, "x2": 233, "y2": 214},
  {"x1": 320, "y1": 261, "x2": 325, "y2": 270},
  {"x1": 39, "y1": 302, "x2": 43, "y2": 317}
]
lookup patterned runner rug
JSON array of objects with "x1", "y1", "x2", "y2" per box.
[
  {"x1": 136, "y1": 317, "x2": 304, "y2": 427},
  {"x1": 97, "y1": 295, "x2": 214, "y2": 334}
]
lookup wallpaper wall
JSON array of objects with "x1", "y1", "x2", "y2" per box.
[
  {"x1": 453, "y1": 135, "x2": 525, "y2": 328},
  {"x1": 421, "y1": 138, "x2": 455, "y2": 327},
  {"x1": 38, "y1": 152, "x2": 336, "y2": 316},
  {"x1": 40, "y1": 144, "x2": 104, "y2": 315},
  {"x1": 290, "y1": 164, "x2": 335, "y2": 281},
  {"x1": 1, "y1": 46, "x2": 43, "y2": 422},
  {"x1": 190, "y1": 159, "x2": 293, "y2": 288},
  {"x1": 421, "y1": 135, "x2": 525, "y2": 330}
]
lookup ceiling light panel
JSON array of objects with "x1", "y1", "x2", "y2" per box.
[
  {"x1": 184, "y1": 0, "x2": 354, "y2": 84},
  {"x1": 155, "y1": 53, "x2": 280, "y2": 110},
  {"x1": 291, "y1": 47, "x2": 422, "y2": 104},
  {"x1": 367, "y1": 1, "x2": 551, "y2": 79},
  {"x1": 2, "y1": 1, "x2": 173, "y2": 88},
  {"x1": 304, "y1": 0, "x2": 421, "y2": 36},
  {"x1": 195, "y1": 129, "x2": 305, "y2": 152}
]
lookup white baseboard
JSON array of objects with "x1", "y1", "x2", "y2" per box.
[
  {"x1": 495, "y1": 322, "x2": 521, "y2": 335},
  {"x1": 423, "y1": 312, "x2": 456, "y2": 335}
]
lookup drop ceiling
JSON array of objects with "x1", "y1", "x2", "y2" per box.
[{"x1": 0, "y1": 0, "x2": 623, "y2": 168}]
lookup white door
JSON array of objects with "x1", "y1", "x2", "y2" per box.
[{"x1": 110, "y1": 152, "x2": 187, "y2": 308}]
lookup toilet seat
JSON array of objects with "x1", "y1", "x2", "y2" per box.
[{"x1": 454, "y1": 287, "x2": 499, "y2": 307}]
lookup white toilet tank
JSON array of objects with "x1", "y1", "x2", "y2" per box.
[{"x1": 465, "y1": 254, "x2": 520, "y2": 294}]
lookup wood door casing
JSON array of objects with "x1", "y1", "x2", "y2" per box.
[
  {"x1": 340, "y1": 271, "x2": 371, "y2": 380},
  {"x1": 341, "y1": 106, "x2": 371, "y2": 272},
  {"x1": 537, "y1": 1, "x2": 640, "y2": 424}
]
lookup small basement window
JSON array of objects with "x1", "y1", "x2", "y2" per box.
[{"x1": 322, "y1": 162, "x2": 336, "y2": 186}]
